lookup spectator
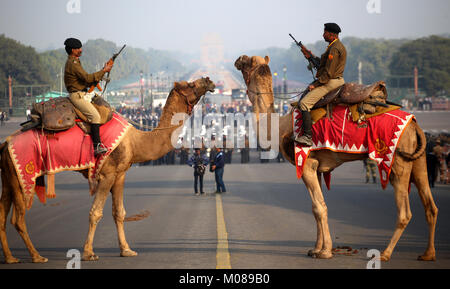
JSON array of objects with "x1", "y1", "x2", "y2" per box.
[
  {"x1": 364, "y1": 159, "x2": 377, "y2": 184},
  {"x1": 211, "y1": 147, "x2": 226, "y2": 193},
  {"x1": 187, "y1": 148, "x2": 209, "y2": 195},
  {"x1": 433, "y1": 139, "x2": 447, "y2": 184}
]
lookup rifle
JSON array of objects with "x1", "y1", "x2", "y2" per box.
[
  {"x1": 88, "y1": 44, "x2": 126, "y2": 94},
  {"x1": 289, "y1": 34, "x2": 320, "y2": 79}
]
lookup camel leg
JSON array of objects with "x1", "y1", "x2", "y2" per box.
[
  {"x1": 413, "y1": 155, "x2": 438, "y2": 261},
  {"x1": 0, "y1": 176, "x2": 18, "y2": 264},
  {"x1": 82, "y1": 175, "x2": 114, "y2": 261},
  {"x1": 381, "y1": 163, "x2": 413, "y2": 262},
  {"x1": 10, "y1": 186, "x2": 48, "y2": 263},
  {"x1": 302, "y1": 159, "x2": 333, "y2": 259},
  {"x1": 307, "y1": 171, "x2": 324, "y2": 256},
  {"x1": 111, "y1": 172, "x2": 137, "y2": 257}
]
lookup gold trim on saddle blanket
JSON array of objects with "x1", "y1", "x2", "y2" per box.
[{"x1": 290, "y1": 101, "x2": 401, "y2": 124}]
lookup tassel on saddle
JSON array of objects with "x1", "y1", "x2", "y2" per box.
[{"x1": 35, "y1": 175, "x2": 56, "y2": 204}]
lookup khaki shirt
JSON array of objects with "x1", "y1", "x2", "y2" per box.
[
  {"x1": 315, "y1": 39, "x2": 347, "y2": 85},
  {"x1": 64, "y1": 55, "x2": 105, "y2": 93}
]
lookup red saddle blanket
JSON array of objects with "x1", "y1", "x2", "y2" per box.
[
  {"x1": 7, "y1": 113, "x2": 131, "y2": 209},
  {"x1": 293, "y1": 105, "x2": 414, "y2": 189}
]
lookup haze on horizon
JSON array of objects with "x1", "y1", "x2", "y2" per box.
[{"x1": 0, "y1": 0, "x2": 449, "y2": 54}]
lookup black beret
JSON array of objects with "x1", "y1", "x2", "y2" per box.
[
  {"x1": 324, "y1": 23, "x2": 341, "y2": 34},
  {"x1": 64, "y1": 38, "x2": 82, "y2": 49}
]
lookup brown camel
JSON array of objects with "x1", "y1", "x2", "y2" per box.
[
  {"x1": 0, "y1": 77, "x2": 215, "y2": 263},
  {"x1": 235, "y1": 55, "x2": 438, "y2": 261}
]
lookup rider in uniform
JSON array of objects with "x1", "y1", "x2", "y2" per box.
[
  {"x1": 295, "y1": 23, "x2": 347, "y2": 146},
  {"x1": 63, "y1": 38, "x2": 113, "y2": 155}
]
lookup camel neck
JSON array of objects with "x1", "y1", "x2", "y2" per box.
[{"x1": 130, "y1": 89, "x2": 191, "y2": 163}]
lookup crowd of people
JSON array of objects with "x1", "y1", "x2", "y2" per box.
[{"x1": 426, "y1": 131, "x2": 450, "y2": 187}]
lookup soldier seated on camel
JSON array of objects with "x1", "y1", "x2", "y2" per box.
[
  {"x1": 64, "y1": 37, "x2": 113, "y2": 155},
  {"x1": 295, "y1": 23, "x2": 347, "y2": 146}
]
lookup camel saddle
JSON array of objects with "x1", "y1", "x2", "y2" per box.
[
  {"x1": 313, "y1": 81, "x2": 388, "y2": 109},
  {"x1": 21, "y1": 95, "x2": 113, "y2": 133},
  {"x1": 291, "y1": 81, "x2": 397, "y2": 123}
]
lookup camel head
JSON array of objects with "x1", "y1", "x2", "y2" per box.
[
  {"x1": 234, "y1": 55, "x2": 270, "y2": 85},
  {"x1": 235, "y1": 55, "x2": 273, "y2": 113},
  {"x1": 172, "y1": 77, "x2": 215, "y2": 114}
]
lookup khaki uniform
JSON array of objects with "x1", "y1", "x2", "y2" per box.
[
  {"x1": 433, "y1": 144, "x2": 447, "y2": 183},
  {"x1": 364, "y1": 159, "x2": 377, "y2": 182},
  {"x1": 64, "y1": 55, "x2": 105, "y2": 124},
  {"x1": 300, "y1": 39, "x2": 347, "y2": 111}
]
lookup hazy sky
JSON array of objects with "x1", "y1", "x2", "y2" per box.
[{"x1": 1, "y1": 0, "x2": 449, "y2": 54}]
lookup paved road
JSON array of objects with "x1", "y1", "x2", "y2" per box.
[
  {"x1": 0, "y1": 111, "x2": 449, "y2": 269},
  {"x1": 0, "y1": 161, "x2": 449, "y2": 269}
]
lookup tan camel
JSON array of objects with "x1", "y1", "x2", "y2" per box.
[
  {"x1": 235, "y1": 55, "x2": 438, "y2": 261},
  {"x1": 0, "y1": 77, "x2": 215, "y2": 263}
]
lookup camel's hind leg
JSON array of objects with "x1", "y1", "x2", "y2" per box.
[
  {"x1": 412, "y1": 154, "x2": 438, "y2": 261},
  {"x1": 0, "y1": 172, "x2": 17, "y2": 264},
  {"x1": 381, "y1": 160, "x2": 413, "y2": 261},
  {"x1": 10, "y1": 187, "x2": 48, "y2": 263},
  {"x1": 111, "y1": 172, "x2": 137, "y2": 257},
  {"x1": 2, "y1": 153, "x2": 47, "y2": 263},
  {"x1": 302, "y1": 158, "x2": 333, "y2": 259}
]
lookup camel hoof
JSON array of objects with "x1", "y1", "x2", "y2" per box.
[
  {"x1": 5, "y1": 257, "x2": 20, "y2": 264},
  {"x1": 120, "y1": 249, "x2": 138, "y2": 257},
  {"x1": 418, "y1": 254, "x2": 436, "y2": 261},
  {"x1": 380, "y1": 254, "x2": 390, "y2": 262},
  {"x1": 307, "y1": 249, "x2": 320, "y2": 257},
  {"x1": 315, "y1": 250, "x2": 333, "y2": 259},
  {"x1": 82, "y1": 254, "x2": 99, "y2": 261},
  {"x1": 32, "y1": 256, "x2": 48, "y2": 263}
]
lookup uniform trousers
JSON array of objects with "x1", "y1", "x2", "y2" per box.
[{"x1": 300, "y1": 78, "x2": 345, "y2": 111}]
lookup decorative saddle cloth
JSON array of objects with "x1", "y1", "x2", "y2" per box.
[
  {"x1": 291, "y1": 81, "x2": 391, "y2": 124},
  {"x1": 293, "y1": 105, "x2": 415, "y2": 189},
  {"x1": 7, "y1": 113, "x2": 131, "y2": 209}
]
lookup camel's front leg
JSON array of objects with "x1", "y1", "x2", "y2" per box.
[
  {"x1": 302, "y1": 158, "x2": 333, "y2": 259},
  {"x1": 111, "y1": 172, "x2": 137, "y2": 257},
  {"x1": 82, "y1": 175, "x2": 114, "y2": 261}
]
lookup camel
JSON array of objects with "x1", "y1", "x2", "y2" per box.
[
  {"x1": 235, "y1": 55, "x2": 438, "y2": 262},
  {"x1": 0, "y1": 77, "x2": 215, "y2": 263}
]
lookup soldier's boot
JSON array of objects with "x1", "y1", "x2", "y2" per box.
[
  {"x1": 366, "y1": 176, "x2": 370, "y2": 183},
  {"x1": 91, "y1": 124, "x2": 108, "y2": 156},
  {"x1": 373, "y1": 177, "x2": 377, "y2": 184},
  {"x1": 295, "y1": 110, "x2": 313, "y2": 147}
]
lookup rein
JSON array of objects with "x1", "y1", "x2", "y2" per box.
[{"x1": 121, "y1": 87, "x2": 202, "y2": 132}]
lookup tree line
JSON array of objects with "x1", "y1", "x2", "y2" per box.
[
  {"x1": 0, "y1": 34, "x2": 449, "y2": 97},
  {"x1": 244, "y1": 35, "x2": 450, "y2": 97}
]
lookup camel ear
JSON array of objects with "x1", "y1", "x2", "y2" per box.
[
  {"x1": 264, "y1": 55, "x2": 270, "y2": 64},
  {"x1": 174, "y1": 82, "x2": 179, "y2": 89}
]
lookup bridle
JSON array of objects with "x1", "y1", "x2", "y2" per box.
[{"x1": 174, "y1": 85, "x2": 201, "y2": 116}]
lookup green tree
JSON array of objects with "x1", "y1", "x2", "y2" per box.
[
  {"x1": 389, "y1": 36, "x2": 450, "y2": 96},
  {"x1": 0, "y1": 34, "x2": 51, "y2": 95}
]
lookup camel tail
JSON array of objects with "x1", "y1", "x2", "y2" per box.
[{"x1": 396, "y1": 121, "x2": 426, "y2": 161}]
